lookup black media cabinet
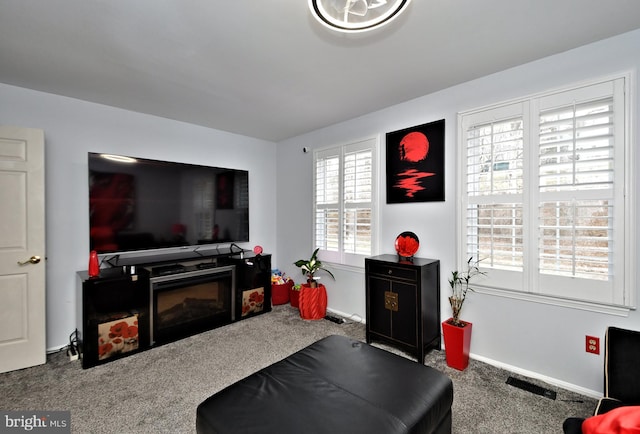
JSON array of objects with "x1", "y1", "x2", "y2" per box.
[{"x1": 76, "y1": 252, "x2": 271, "y2": 368}]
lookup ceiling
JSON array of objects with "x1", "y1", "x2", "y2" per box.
[{"x1": 1, "y1": 1, "x2": 639, "y2": 142}]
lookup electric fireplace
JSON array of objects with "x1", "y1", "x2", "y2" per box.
[{"x1": 149, "y1": 265, "x2": 235, "y2": 345}]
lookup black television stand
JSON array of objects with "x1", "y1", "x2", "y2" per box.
[{"x1": 76, "y1": 251, "x2": 271, "y2": 368}]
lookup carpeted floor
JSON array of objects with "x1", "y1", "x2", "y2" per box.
[{"x1": 0, "y1": 305, "x2": 595, "y2": 433}]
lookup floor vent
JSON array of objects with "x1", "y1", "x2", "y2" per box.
[{"x1": 506, "y1": 376, "x2": 557, "y2": 400}]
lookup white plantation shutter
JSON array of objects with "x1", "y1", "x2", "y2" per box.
[
  {"x1": 343, "y1": 147, "x2": 373, "y2": 255},
  {"x1": 314, "y1": 137, "x2": 377, "y2": 266},
  {"x1": 538, "y1": 200, "x2": 612, "y2": 280},
  {"x1": 538, "y1": 96, "x2": 615, "y2": 283},
  {"x1": 315, "y1": 152, "x2": 340, "y2": 252},
  {"x1": 538, "y1": 98, "x2": 615, "y2": 193},
  {"x1": 459, "y1": 76, "x2": 631, "y2": 307},
  {"x1": 466, "y1": 115, "x2": 525, "y2": 271}
]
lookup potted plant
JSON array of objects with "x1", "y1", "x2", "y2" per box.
[
  {"x1": 293, "y1": 248, "x2": 335, "y2": 320},
  {"x1": 442, "y1": 257, "x2": 484, "y2": 370}
]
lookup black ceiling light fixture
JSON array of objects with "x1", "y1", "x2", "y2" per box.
[{"x1": 309, "y1": 0, "x2": 412, "y2": 33}]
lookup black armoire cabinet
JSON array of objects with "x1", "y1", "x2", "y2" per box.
[{"x1": 365, "y1": 254, "x2": 440, "y2": 363}]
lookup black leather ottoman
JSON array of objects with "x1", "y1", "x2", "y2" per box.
[{"x1": 196, "y1": 335, "x2": 453, "y2": 434}]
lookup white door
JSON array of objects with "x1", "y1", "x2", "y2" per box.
[{"x1": 0, "y1": 126, "x2": 46, "y2": 373}]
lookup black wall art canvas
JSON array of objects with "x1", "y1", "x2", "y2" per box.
[{"x1": 386, "y1": 119, "x2": 445, "y2": 203}]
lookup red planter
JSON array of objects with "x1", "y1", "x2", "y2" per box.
[
  {"x1": 271, "y1": 281, "x2": 292, "y2": 305},
  {"x1": 298, "y1": 283, "x2": 327, "y2": 320},
  {"x1": 289, "y1": 288, "x2": 300, "y2": 308},
  {"x1": 442, "y1": 318, "x2": 472, "y2": 371}
]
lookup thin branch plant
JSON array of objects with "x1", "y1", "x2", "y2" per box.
[{"x1": 448, "y1": 256, "x2": 485, "y2": 327}]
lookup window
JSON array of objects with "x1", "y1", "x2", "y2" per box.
[
  {"x1": 314, "y1": 137, "x2": 377, "y2": 267},
  {"x1": 459, "y1": 76, "x2": 633, "y2": 308}
]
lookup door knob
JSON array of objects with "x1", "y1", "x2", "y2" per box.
[{"x1": 18, "y1": 255, "x2": 41, "y2": 265}]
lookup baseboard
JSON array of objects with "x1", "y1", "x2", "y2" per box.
[
  {"x1": 46, "y1": 343, "x2": 67, "y2": 354},
  {"x1": 470, "y1": 353, "x2": 602, "y2": 399}
]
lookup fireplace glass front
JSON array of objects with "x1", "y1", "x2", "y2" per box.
[{"x1": 150, "y1": 266, "x2": 235, "y2": 345}]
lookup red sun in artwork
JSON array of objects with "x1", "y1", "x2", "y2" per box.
[{"x1": 399, "y1": 132, "x2": 429, "y2": 162}]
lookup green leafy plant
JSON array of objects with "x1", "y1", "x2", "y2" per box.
[
  {"x1": 448, "y1": 257, "x2": 485, "y2": 327},
  {"x1": 294, "y1": 248, "x2": 335, "y2": 288}
]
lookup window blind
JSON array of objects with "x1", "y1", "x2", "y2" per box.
[
  {"x1": 539, "y1": 97, "x2": 614, "y2": 192},
  {"x1": 315, "y1": 155, "x2": 340, "y2": 251},
  {"x1": 538, "y1": 97, "x2": 615, "y2": 280},
  {"x1": 343, "y1": 149, "x2": 372, "y2": 255},
  {"x1": 459, "y1": 76, "x2": 630, "y2": 307},
  {"x1": 466, "y1": 117, "x2": 524, "y2": 270},
  {"x1": 313, "y1": 137, "x2": 377, "y2": 265}
]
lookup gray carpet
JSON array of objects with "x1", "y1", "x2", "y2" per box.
[{"x1": 0, "y1": 305, "x2": 595, "y2": 433}]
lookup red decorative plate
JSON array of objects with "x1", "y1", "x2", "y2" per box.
[{"x1": 395, "y1": 232, "x2": 419, "y2": 258}]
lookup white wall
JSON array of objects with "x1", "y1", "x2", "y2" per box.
[
  {"x1": 276, "y1": 29, "x2": 640, "y2": 395},
  {"x1": 0, "y1": 84, "x2": 278, "y2": 351}
]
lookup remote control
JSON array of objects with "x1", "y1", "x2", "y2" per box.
[{"x1": 324, "y1": 315, "x2": 344, "y2": 324}]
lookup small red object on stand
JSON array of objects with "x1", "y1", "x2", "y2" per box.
[{"x1": 88, "y1": 250, "x2": 100, "y2": 277}]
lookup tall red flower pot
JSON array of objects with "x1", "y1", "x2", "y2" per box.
[
  {"x1": 442, "y1": 318, "x2": 473, "y2": 371},
  {"x1": 298, "y1": 283, "x2": 327, "y2": 320}
]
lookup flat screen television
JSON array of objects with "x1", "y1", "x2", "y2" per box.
[{"x1": 88, "y1": 152, "x2": 249, "y2": 255}]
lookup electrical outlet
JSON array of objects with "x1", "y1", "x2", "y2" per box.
[{"x1": 586, "y1": 335, "x2": 600, "y2": 354}]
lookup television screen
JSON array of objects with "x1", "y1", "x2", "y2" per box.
[{"x1": 88, "y1": 153, "x2": 249, "y2": 255}]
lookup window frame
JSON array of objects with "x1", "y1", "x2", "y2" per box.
[
  {"x1": 457, "y1": 73, "x2": 635, "y2": 314},
  {"x1": 313, "y1": 136, "x2": 379, "y2": 269}
]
